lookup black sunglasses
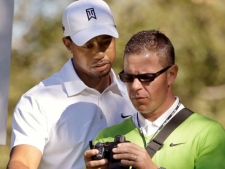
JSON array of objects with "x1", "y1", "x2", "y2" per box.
[{"x1": 118, "y1": 65, "x2": 172, "y2": 83}]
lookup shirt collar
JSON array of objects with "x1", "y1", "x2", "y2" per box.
[
  {"x1": 60, "y1": 59, "x2": 125, "y2": 97},
  {"x1": 136, "y1": 97, "x2": 184, "y2": 135},
  {"x1": 153, "y1": 97, "x2": 181, "y2": 127}
]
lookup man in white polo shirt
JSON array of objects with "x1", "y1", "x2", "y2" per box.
[{"x1": 7, "y1": 0, "x2": 136, "y2": 169}]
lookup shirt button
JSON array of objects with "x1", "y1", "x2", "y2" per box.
[{"x1": 100, "y1": 115, "x2": 103, "y2": 119}]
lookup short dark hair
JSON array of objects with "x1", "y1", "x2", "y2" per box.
[
  {"x1": 124, "y1": 30, "x2": 175, "y2": 67},
  {"x1": 65, "y1": 36, "x2": 72, "y2": 42}
]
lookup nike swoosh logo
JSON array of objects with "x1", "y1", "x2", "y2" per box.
[
  {"x1": 170, "y1": 142, "x2": 185, "y2": 147},
  {"x1": 121, "y1": 113, "x2": 132, "y2": 118}
]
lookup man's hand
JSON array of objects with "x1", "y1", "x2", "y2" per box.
[
  {"x1": 112, "y1": 142, "x2": 158, "y2": 169},
  {"x1": 84, "y1": 149, "x2": 108, "y2": 169}
]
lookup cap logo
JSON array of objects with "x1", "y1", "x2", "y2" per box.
[{"x1": 86, "y1": 8, "x2": 97, "y2": 21}]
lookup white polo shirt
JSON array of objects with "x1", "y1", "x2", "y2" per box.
[{"x1": 11, "y1": 59, "x2": 136, "y2": 169}]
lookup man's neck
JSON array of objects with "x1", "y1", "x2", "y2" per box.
[{"x1": 141, "y1": 96, "x2": 177, "y2": 122}]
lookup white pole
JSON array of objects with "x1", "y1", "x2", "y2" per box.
[{"x1": 0, "y1": 0, "x2": 14, "y2": 145}]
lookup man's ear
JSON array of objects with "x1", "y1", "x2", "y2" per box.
[
  {"x1": 167, "y1": 64, "x2": 178, "y2": 86},
  {"x1": 62, "y1": 37, "x2": 73, "y2": 52}
]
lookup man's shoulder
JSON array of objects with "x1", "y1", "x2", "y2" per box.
[
  {"x1": 22, "y1": 60, "x2": 74, "y2": 97},
  {"x1": 187, "y1": 112, "x2": 223, "y2": 127},
  {"x1": 103, "y1": 117, "x2": 134, "y2": 132},
  {"x1": 178, "y1": 112, "x2": 224, "y2": 137},
  {"x1": 94, "y1": 117, "x2": 135, "y2": 143},
  {"x1": 22, "y1": 73, "x2": 62, "y2": 96}
]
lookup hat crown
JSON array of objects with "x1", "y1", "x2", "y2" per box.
[{"x1": 62, "y1": 0, "x2": 118, "y2": 46}]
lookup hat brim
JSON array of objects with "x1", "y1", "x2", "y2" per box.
[{"x1": 70, "y1": 25, "x2": 119, "y2": 46}]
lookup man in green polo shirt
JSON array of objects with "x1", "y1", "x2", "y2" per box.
[{"x1": 84, "y1": 30, "x2": 225, "y2": 169}]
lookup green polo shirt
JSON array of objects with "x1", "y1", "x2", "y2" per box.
[{"x1": 93, "y1": 113, "x2": 225, "y2": 169}]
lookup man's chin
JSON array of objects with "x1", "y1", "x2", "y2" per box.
[
  {"x1": 91, "y1": 69, "x2": 111, "y2": 78},
  {"x1": 135, "y1": 106, "x2": 150, "y2": 114}
]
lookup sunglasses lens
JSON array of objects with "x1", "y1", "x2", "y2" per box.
[
  {"x1": 138, "y1": 74, "x2": 154, "y2": 82},
  {"x1": 119, "y1": 74, "x2": 134, "y2": 82},
  {"x1": 119, "y1": 74, "x2": 154, "y2": 82}
]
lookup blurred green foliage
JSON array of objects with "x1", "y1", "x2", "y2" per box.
[{"x1": 1, "y1": 0, "x2": 225, "y2": 168}]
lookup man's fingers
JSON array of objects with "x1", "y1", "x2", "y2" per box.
[
  {"x1": 113, "y1": 142, "x2": 143, "y2": 154},
  {"x1": 84, "y1": 149, "x2": 99, "y2": 161},
  {"x1": 85, "y1": 159, "x2": 108, "y2": 168}
]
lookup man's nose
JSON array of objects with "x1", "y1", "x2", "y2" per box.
[
  {"x1": 93, "y1": 50, "x2": 105, "y2": 59},
  {"x1": 131, "y1": 78, "x2": 142, "y2": 90}
]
